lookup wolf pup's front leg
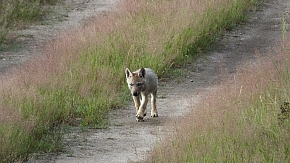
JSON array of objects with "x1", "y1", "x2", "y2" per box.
[
  {"x1": 136, "y1": 93, "x2": 148, "y2": 122},
  {"x1": 132, "y1": 95, "x2": 140, "y2": 115}
]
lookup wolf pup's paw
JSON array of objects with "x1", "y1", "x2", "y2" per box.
[
  {"x1": 136, "y1": 114, "x2": 144, "y2": 122},
  {"x1": 136, "y1": 117, "x2": 144, "y2": 122},
  {"x1": 151, "y1": 113, "x2": 158, "y2": 117}
]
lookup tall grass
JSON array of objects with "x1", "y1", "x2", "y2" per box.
[
  {"x1": 0, "y1": 0, "x2": 258, "y2": 162},
  {"x1": 145, "y1": 35, "x2": 290, "y2": 162},
  {"x1": 0, "y1": 0, "x2": 61, "y2": 44}
]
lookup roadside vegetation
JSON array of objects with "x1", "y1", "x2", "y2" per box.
[
  {"x1": 145, "y1": 28, "x2": 290, "y2": 162},
  {"x1": 0, "y1": 0, "x2": 259, "y2": 162},
  {"x1": 0, "y1": 0, "x2": 62, "y2": 45}
]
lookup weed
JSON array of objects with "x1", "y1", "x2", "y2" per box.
[
  {"x1": 278, "y1": 101, "x2": 290, "y2": 123},
  {"x1": 282, "y1": 14, "x2": 288, "y2": 42}
]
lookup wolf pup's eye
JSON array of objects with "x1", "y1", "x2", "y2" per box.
[
  {"x1": 137, "y1": 83, "x2": 142, "y2": 87},
  {"x1": 130, "y1": 83, "x2": 134, "y2": 86}
]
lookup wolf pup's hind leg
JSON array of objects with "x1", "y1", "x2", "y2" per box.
[{"x1": 150, "y1": 89, "x2": 158, "y2": 117}]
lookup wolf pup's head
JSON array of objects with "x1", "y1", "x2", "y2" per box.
[{"x1": 125, "y1": 68, "x2": 146, "y2": 96}]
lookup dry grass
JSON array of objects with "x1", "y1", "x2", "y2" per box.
[
  {"x1": 146, "y1": 37, "x2": 290, "y2": 162},
  {"x1": 0, "y1": 0, "x2": 257, "y2": 161}
]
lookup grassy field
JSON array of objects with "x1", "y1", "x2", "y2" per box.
[
  {"x1": 0, "y1": 0, "x2": 61, "y2": 44},
  {"x1": 0, "y1": 0, "x2": 258, "y2": 162},
  {"x1": 145, "y1": 31, "x2": 290, "y2": 162}
]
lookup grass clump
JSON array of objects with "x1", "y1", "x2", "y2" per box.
[
  {"x1": 0, "y1": 0, "x2": 258, "y2": 161},
  {"x1": 145, "y1": 35, "x2": 290, "y2": 162}
]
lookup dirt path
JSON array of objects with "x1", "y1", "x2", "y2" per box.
[
  {"x1": 0, "y1": 0, "x2": 118, "y2": 75},
  {"x1": 3, "y1": 0, "x2": 288, "y2": 162}
]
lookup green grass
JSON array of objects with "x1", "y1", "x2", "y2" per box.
[
  {"x1": 0, "y1": 0, "x2": 63, "y2": 45},
  {"x1": 0, "y1": 0, "x2": 259, "y2": 162},
  {"x1": 145, "y1": 30, "x2": 290, "y2": 163}
]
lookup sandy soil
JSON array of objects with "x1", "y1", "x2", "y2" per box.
[{"x1": 1, "y1": 0, "x2": 289, "y2": 162}]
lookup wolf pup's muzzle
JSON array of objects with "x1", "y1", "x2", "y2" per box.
[{"x1": 132, "y1": 92, "x2": 139, "y2": 96}]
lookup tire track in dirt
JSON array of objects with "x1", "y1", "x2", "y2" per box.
[{"x1": 9, "y1": 0, "x2": 289, "y2": 162}]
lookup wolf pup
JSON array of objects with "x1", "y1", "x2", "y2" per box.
[{"x1": 125, "y1": 68, "x2": 158, "y2": 122}]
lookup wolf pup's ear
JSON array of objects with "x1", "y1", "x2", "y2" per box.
[
  {"x1": 125, "y1": 68, "x2": 132, "y2": 78},
  {"x1": 139, "y1": 68, "x2": 146, "y2": 78}
]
